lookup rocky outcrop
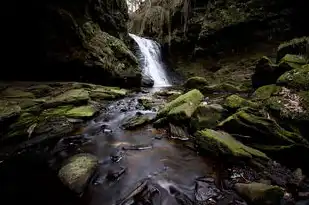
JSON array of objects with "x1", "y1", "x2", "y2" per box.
[
  {"x1": 0, "y1": 82, "x2": 128, "y2": 149},
  {"x1": 1, "y1": 0, "x2": 141, "y2": 87}
]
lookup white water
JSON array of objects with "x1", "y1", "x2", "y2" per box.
[{"x1": 129, "y1": 33, "x2": 171, "y2": 87}]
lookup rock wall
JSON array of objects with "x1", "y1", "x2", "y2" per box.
[
  {"x1": 130, "y1": 0, "x2": 308, "y2": 59},
  {"x1": 1, "y1": 0, "x2": 141, "y2": 87}
]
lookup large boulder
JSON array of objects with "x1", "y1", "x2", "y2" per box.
[
  {"x1": 191, "y1": 103, "x2": 227, "y2": 130},
  {"x1": 122, "y1": 114, "x2": 154, "y2": 130},
  {"x1": 58, "y1": 153, "x2": 98, "y2": 195},
  {"x1": 251, "y1": 56, "x2": 288, "y2": 89},
  {"x1": 184, "y1": 76, "x2": 208, "y2": 90},
  {"x1": 195, "y1": 129, "x2": 268, "y2": 160},
  {"x1": 157, "y1": 89, "x2": 204, "y2": 123},
  {"x1": 1, "y1": 0, "x2": 141, "y2": 87},
  {"x1": 235, "y1": 182, "x2": 284, "y2": 205},
  {"x1": 223, "y1": 95, "x2": 258, "y2": 111},
  {"x1": 218, "y1": 110, "x2": 309, "y2": 147}
]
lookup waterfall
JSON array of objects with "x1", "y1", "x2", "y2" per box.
[{"x1": 129, "y1": 33, "x2": 171, "y2": 87}]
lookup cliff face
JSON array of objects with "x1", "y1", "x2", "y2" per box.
[
  {"x1": 1, "y1": 0, "x2": 141, "y2": 87},
  {"x1": 130, "y1": 0, "x2": 308, "y2": 59}
]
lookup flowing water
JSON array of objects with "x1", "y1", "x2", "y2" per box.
[
  {"x1": 129, "y1": 34, "x2": 171, "y2": 87},
  {"x1": 77, "y1": 89, "x2": 218, "y2": 205}
]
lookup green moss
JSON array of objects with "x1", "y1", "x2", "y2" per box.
[
  {"x1": 184, "y1": 76, "x2": 208, "y2": 89},
  {"x1": 41, "y1": 105, "x2": 74, "y2": 117},
  {"x1": 235, "y1": 182, "x2": 284, "y2": 205},
  {"x1": 277, "y1": 64, "x2": 309, "y2": 90},
  {"x1": 280, "y1": 54, "x2": 307, "y2": 65},
  {"x1": 65, "y1": 105, "x2": 98, "y2": 118},
  {"x1": 224, "y1": 95, "x2": 258, "y2": 110},
  {"x1": 45, "y1": 89, "x2": 89, "y2": 107},
  {"x1": 195, "y1": 129, "x2": 268, "y2": 159},
  {"x1": 252, "y1": 85, "x2": 282, "y2": 101},
  {"x1": 157, "y1": 89, "x2": 204, "y2": 120},
  {"x1": 6, "y1": 112, "x2": 38, "y2": 138}
]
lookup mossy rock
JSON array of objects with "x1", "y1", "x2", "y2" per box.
[
  {"x1": 65, "y1": 105, "x2": 99, "y2": 119},
  {"x1": 224, "y1": 95, "x2": 258, "y2": 111},
  {"x1": 153, "y1": 117, "x2": 168, "y2": 128},
  {"x1": 45, "y1": 89, "x2": 89, "y2": 107},
  {"x1": 184, "y1": 76, "x2": 208, "y2": 90},
  {"x1": 26, "y1": 84, "x2": 52, "y2": 97},
  {"x1": 277, "y1": 64, "x2": 309, "y2": 90},
  {"x1": 195, "y1": 129, "x2": 268, "y2": 160},
  {"x1": 1, "y1": 88, "x2": 35, "y2": 99},
  {"x1": 58, "y1": 153, "x2": 98, "y2": 195},
  {"x1": 218, "y1": 110, "x2": 309, "y2": 147},
  {"x1": 277, "y1": 36, "x2": 309, "y2": 63},
  {"x1": 252, "y1": 85, "x2": 282, "y2": 101},
  {"x1": 41, "y1": 105, "x2": 74, "y2": 117},
  {"x1": 235, "y1": 182, "x2": 284, "y2": 205},
  {"x1": 157, "y1": 89, "x2": 204, "y2": 123},
  {"x1": 202, "y1": 83, "x2": 244, "y2": 94},
  {"x1": 251, "y1": 56, "x2": 289, "y2": 89},
  {"x1": 138, "y1": 97, "x2": 153, "y2": 110},
  {"x1": 122, "y1": 115, "x2": 154, "y2": 130},
  {"x1": 0, "y1": 103, "x2": 21, "y2": 124},
  {"x1": 279, "y1": 54, "x2": 307, "y2": 67},
  {"x1": 6, "y1": 112, "x2": 38, "y2": 139},
  {"x1": 90, "y1": 87, "x2": 127, "y2": 100},
  {"x1": 191, "y1": 103, "x2": 227, "y2": 130}
]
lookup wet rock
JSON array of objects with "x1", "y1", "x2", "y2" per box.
[
  {"x1": 279, "y1": 54, "x2": 307, "y2": 70},
  {"x1": 195, "y1": 179, "x2": 220, "y2": 203},
  {"x1": 106, "y1": 166, "x2": 126, "y2": 181},
  {"x1": 184, "y1": 76, "x2": 208, "y2": 90},
  {"x1": 277, "y1": 64, "x2": 309, "y2": 90},
  {"x1": 157, "y1": 89, "x2": 204, "y2": 123},
  {"x1": 169, "y1": 186, "x2": 194, "y2": 205},
  {"x1": 138, "y1": 97, "x2": 153, "y2": 110},
  {"x1": 223, "y1": 95, "x2": 258, "y2": 111},
  {"x1": 141, "y1": 75, "x2": 154, "y2": 87},
  {"x1": 58, "y1": 153, "x2": 98, "y2": 195},
  {"x1": 169, "y1": 123, "x2": 190, "y2": 140},
  {"x1": 235, "y1": 182, "x2": 284, "y2": 205},
  {"x1": 122, "y1": 115, "x2": 154, "y2": 130},
  {"x1": 195, "y1": 129, "x2": 268, "y2": 160},
  {"x1": 154, "y1": 90, "x2": 182, "y2": 97},
  {"x1": 252, "y1": 85, "x2": 282, "y2": 101},
  {"x1": 110, "y1": 149, "x2": 124, "y2": 162},
  {"x1": 191, "y1": 103, "x2": 226, "y2": 130}
]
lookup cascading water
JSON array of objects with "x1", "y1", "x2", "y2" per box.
[{"x1": 129, "y1": 33, "x2": 171, "y2": 87}]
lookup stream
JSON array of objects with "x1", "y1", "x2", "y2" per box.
[{"x1": 75, "y1": 88, "x2": 219, "y2": 205}]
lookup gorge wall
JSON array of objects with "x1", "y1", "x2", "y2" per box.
[
  {"x1": 130, "y1": 0, "x2": 308, "y2": 60},
  {"x1": 1, "y1": 0, "x2": 141, "y2": 87}
]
